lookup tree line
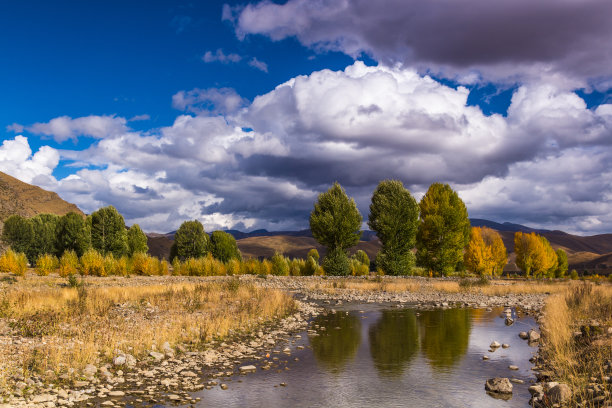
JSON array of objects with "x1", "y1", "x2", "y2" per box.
[
  {"x1": 309, "y1": 180, "x2": 568, "y2": 277},
  {"x1": 1, "y1": 207, "x2": 148, "y2": 262},
  {"x1": 0, "y1": 181, "x2": 569, "y2": 278}
]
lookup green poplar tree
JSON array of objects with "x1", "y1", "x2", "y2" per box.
[{"x1": 416, "y1": 183, "x2": 470, "y2": 276}]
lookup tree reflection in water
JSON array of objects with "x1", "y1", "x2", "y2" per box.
[
  {"x1": 419, "y1": 308, "x2": 472, "y2": 369},
  {"x1": 310, "y1": 312, "x2": 361, "y2": 374},
  {"x1": 368, "y1": 309, "x2": 419, "y2": 377}
]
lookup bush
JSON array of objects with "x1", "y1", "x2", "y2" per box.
[
  {"x1": 0, "y1": 250, "x2": 28, "y2": 276},
  {"x1": 260, "y1": 259, "x2": 272, "y2": 276},
  {"x1": 570, "y1": 269, "x2": 579, "y2": 280},
  {"x1": 131, "y1": 252, "x2": 159, "y2": 276},
  {"x1": 226, "y1": 258, "x2": 241, "y2": 275},
  {"x1": 302, "y1": 256, "x2": 318, "y2": 276},
  {"x1": 352, "y1": 250, "x2": 370, "y2": 268},
  {"x1": 35, "y1": 254, "x2": 58, "y2": 276},
  {"x1": 307, "y1": 249, "x2": 320, "y2": 264},
  {"x1": 240, "y1": 259, "x2": 260, "y2": 275},
  {"x1": 271, "y1": 253, "x2": 289, "y2": 276},
  {"x1": 350, "y1": 258, "x2": 369, "y2": 276},
  {"x1": 322, "y1": 248, "x2": 350, "y2": 276},
  {"x1": 80, "y1": 249, "x2": 105, "y2": 276},
  {"x1": 288, "y1": 258, "x2": 305, "y2": 276},
  {"x1": 58, "y1": 250, "x2": 79, "y2": 277},
  {"x1": 172, "y1": 254, "x2": 225, "y2": 276}
]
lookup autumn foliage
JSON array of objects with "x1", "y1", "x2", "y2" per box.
[
  {"x1": 464, "y1": 227, "x2": 507, "y2": 276},
  {"x1": 514, "y1": 231, "x2": 558, "y2": 278}
]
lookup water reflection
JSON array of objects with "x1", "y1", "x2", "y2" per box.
[
  {"x1": 419, "y1": 308, "x2": 471, "y2": 369},
  {"x1": 310, "y1": 312, "x2": 361, "y2": 373},
  {"x1": 368, "y1": 309, "x2": 418, "y2": 377}
]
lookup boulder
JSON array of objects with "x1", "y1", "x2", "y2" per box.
[
  {"x1": 528, "y1": 329, "x2": 540, "y2": 341},
  {"x1": 528, "y1": 384, "x2": 544, "y2": 397},
  {"x1": 83, "y1": 364, "x2": 97, "y2": 378},
  {"x1": 546, "y1": 383, "x2": 572, "y2": 404},
  {"x1": 519, "y1": 331, "x2": 529, "y2": 340},
  {"x1": 113, "y1": 355, "x2": 126, "y2": 366},
  {"x1": 485, "y1": 378, "x2": 513, "y2": 394},
  {"x1": 490, "y1": 341, "x2": 501, "y2": 348},
  {"x1": 149, "y1": 351, "x2": 165, "y2": 361}
]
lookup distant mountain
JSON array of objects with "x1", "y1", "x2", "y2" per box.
[
  {"x1": 469, "y1": 218, "x2": 551, "y2": 233},
  {"x1": 0, "y1": 172, "x2": 84, "y2": 247}
]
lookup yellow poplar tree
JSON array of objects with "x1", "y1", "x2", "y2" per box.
[
  {"x1": 514, "y1": 232, "x2": 558, "y2": 278},
  {"x1": 480, "y1": 227, "x2": 507, "y2": 276},
  {"x1": 464, "y1": 227, "x2": 507, "y2": 276}
]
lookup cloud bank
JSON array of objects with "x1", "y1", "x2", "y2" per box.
[
  {"x1": 226, "y1": 0, "x2": 612, "y2": 88},
  {"x1": 4, "y1": 62, "x2": 612, "y2": 234}
]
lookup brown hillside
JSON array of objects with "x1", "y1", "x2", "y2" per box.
[
  {"x1": 147, "y1": 234, "x2": 382, "y2": 261},
  {"x1": 571, "y1": 252, "x2": 612, "y2": 272},
  {"x1": 0, "y1": 171, "x2": 83, "y2": 220},
  {"x1": 0, "y1": 172, "x2": 84, "y2": 245},
  {"x1": 147, "y1": 236, "x2": 174, "y2": 260}
]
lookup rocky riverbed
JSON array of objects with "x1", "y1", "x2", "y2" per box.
[{"x1": 1, "y1": 275, "x2": 608, "y2": 407}]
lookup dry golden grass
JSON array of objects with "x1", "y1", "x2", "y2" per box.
[
  {"x1": 305, "y1": 277, "x2": 578, "y2": 296},
  {"x1": 541, "y1": 283, "x2": 612, "y2": 405},
  {"x1": 0, "y1": 276, "x2": 295, "y2": 392}
]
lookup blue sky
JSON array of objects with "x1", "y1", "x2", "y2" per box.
[{"x1": 1, "y1": 0, "x2": 612, "y2": 234}]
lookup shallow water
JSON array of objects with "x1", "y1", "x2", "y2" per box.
[{"x1": 193, "y1": 305, "x2": 539, "y2": 407}]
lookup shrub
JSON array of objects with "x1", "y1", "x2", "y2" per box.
[
  {"x1": 307, "y1": 249, "x2": 320, "y2": 264},
  {"x1": 80, "y1": 249, "x2": 105, "y2": 276},
  {"x1": 67, "y1": 273, "x2": 84, "y2": 288},
  {"x1": 131, "y1": 252, "x2": 157, "y2": 276},
  {"x1": 35, "y1": 254, "x2": 58, "y2": 276},
  {"x1": 570, "y1": 269, "x2": 579, "y2": 280},
  {"x1": 302, "y1": 256, "x2": 318, "y2": 276},
  {"x1": 159, "y1": 259, "x2": 169, "y2": 276},
  {"x1": 171, "y1": 257, "x2": 182, "y2": 275},
  {"x1": 322, "y1": 248, "x2": 350, "y2": 276},
  {"x1": 114, "y1": 256, "x2": 131, "y2": 276},
  {"x1": 226, "y1": 258, "x2": 241, "y2": 276},
  {"x1": 239, "y1": 259, "x2": 260, "y2": 275},
  {"x1": 352, "y1": 250, "x2": 370, "y2": 268},
  {"x1": 0, "y1": 250, "x2": 28, "y2": 276},
  {"x1": 172, "y1": 254, "x2": 225, "y2": 276},
  {"x1": 260, "y1": 259, "x2": 272, "y2": 276},
  {"x1": 58, "y1": 250, "x2": 79, "y2": 277},
  {"x1": 350, "y1": 258, "x2": 369, "y2": 276},
  {"x1": 271, "y1": 253, "x2": 289, "y2": 276},
  {"x1": 288, "y1": 258, "x2": 305, "y2": 276}
]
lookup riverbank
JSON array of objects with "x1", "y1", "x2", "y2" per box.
[{"x1": 0, "y1": 274, "x2": 610, "y2": 407}]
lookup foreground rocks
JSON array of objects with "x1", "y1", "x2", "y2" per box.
[
  {"x1": 1, "y1": 298, "x2": 321, "y2": 407},
  {"x1": 485, "y1": 377, "x2": 513, "y2": 394}
]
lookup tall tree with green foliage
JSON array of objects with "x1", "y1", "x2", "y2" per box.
[
  {"x1": 1, "y1": 215, "x2": 34, "y2": 258},
  {"x1": 210, "y1": 230, "x2": 241, "y2": 262},
  {"x1": 169, "y1": 220, "x2": 209, "y2": 261},
  {"x1": 29, "y1": 214, "x2": 59, "y2": 261},
  {"x1": 416, "y1": 183, "x2": 470, "y2": 276},
  {"x1": 368, "y1": 180, "x2": 419, "y2": 275},
  {"x1": 554, "y1": 248, "x2": 568, "y2": 278},
  {"x1": 55, "y1": 212, "x2": 90, "y2": 257},
  {"x1": 89, "y1": 206, "x2": 128, "y2": 257},
  {"x1": 127, "y1": 224, "x2": 148, "y2": 256},
  {"x1": 310, "y1": 182, "x2": 362, "y2": 276}
]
